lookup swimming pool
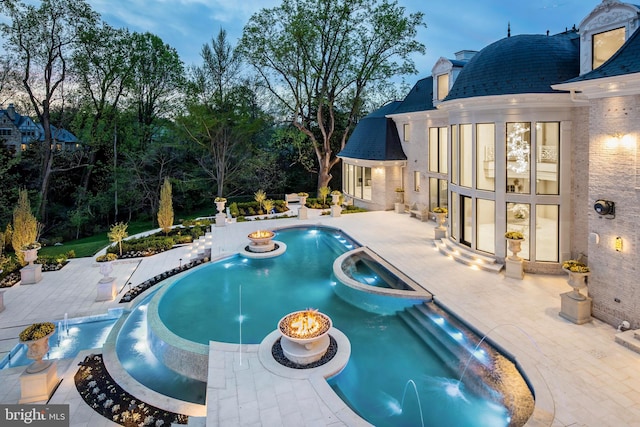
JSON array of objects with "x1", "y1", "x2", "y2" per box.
[
  {"x1": 117, "y1": 225, "x2": 533, "y2": 425},
  {"x1": 0, "y1": 311, "x2": 120, "y2": 370}
]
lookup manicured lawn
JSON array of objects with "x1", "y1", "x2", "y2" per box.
[{"x1": 39, "y1": 220, "x2": 155, "y2": 258}]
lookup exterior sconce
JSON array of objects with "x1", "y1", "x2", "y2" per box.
[
  {"x1": 607, "y1": 133, "x2": 635, "y2": 149},
  {"x1": 594, "y1": 200, "x2": 615, "y2": 218},
  {"x1": 615, "y1": 236, "x2": 623, "y2": 252}
]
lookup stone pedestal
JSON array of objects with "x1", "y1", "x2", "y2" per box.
[
  {"x1": 20, "y1": 264, "x2": 42, "y2": 285},
  {"x1": 215, "y1": 212, "x2": 226, "y2": 227},
  {"x1": 19, "y1": 361, "x2": 59, "y2": 403},
  {"x1": 434, "y1": 228, "x2": 447, "y2": 240},
  {"x1": 394, "y1": 202, "x2": 403, "y2": 213},
  {"x1": 505, "y1": 258, "x2": 524, "y2": 280},
  {"x1": 96, "y1": 277, "x2": 117, "y2": 302},
  {"x1": 559, "y1": 292, "x2": 592, "y2": 324},
  {"x1": 331, "y1": 205, "x2": 342, "y2": 217},
  {"x1": 298, "y1": 206, "x2": 308, "y2": 220}
]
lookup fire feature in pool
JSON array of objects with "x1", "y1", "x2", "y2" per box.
[
  {"x1": 240, "y1": 229, "x2": 287, "y2": 258},
  {"x1": 278, "y1": 309, "x2": 332, "y2": 364}
]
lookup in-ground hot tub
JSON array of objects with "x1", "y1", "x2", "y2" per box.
[{"x1": 333, "y1": 247, "x2": 432, "y2": 314}]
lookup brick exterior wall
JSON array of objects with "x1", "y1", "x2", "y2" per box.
[{"x1": 588, "y1": 95, "x2": 640, "y2": 329}]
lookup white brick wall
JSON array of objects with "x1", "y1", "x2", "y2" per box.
[{"x1": 588, "y1": 95, "x2": 640, "y2": 329}]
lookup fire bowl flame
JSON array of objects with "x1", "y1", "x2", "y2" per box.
[
  {"x1": 278, "y1": 310, "x2": 332, "y2": 365},
  {"x1": 279, "y1": 309, "x2": 331, "y2": 347},
  {"x1": 247, "y1": 230, "x2": 276, "y2": 253}
]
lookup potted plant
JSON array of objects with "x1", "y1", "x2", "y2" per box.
[
  {"x1": 96, "y1": 253, "x2": 117, "y2": 280},
  {"x1": 394, "y1": 187, "x2": 404, "y2": 203},
  {"x1": 297, "y1": 192, "x2": 309, "y2": 206},
  {"x1": 504, "y1": 231, "x2": 524, "y2": 260},
  {"x1": 20, "y1": 242, "x2": 41, "y2": 266},
  {"x1": 331, "y1": 190, "x2": 342, "y2": 205},
  {"x1": 562, "y1": 260, "x2": 590, "y2": 300},
  {"x1": 433, "y1": 207, "x2": 448, "y2": 230},
  {"x1": 214, "y1": 197, "x2": 227, "y2": 213},
  {"x1": 19, "y1": 322, "x2": 55, "y2": 373}
]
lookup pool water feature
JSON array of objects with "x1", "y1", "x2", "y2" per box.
[
  {"x1": 0, "y1": 311, "x2": 121, "y2": 370},
  {"x1": 117, "y1": 225, "x2": 533, "y2": 426}
]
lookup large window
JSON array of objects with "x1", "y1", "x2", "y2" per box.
[
  {"x1": 460, "y1": 124, "x2": 472, "y2": 187},
  {"x1": 536, "y1": 122, "x2": 559, "y2": 195},
  {"x1": 343, "y1": 163, "x2": 372, "y2": 201},
  {"x1": 507, "y1": 202, "x2": 530, "y2": 260},
  {"x1": 506, "y1": 122, "x2": 531, "y2": 194},
  {"x1": 476, "y1": 199, "x2": 495, "y2": 254},
  {"x1": 593, "y1": 27, "x2": 625, "y2": 69},
  {"x1": 437, "y1": 74, "x2": 449, "y2": 100},
  {"x1": 451, "y1": 192, "x2": 458, "y2": 240},
  {"x1": 476, "y1": 123, "x2": 495, "y2": 191},
  {"x1": 414, "y1": 171, "x2": 421, "y2": 192},
  {"x1": 451, "y1": 125, "x2": 458, "y2": 185},
  {"x1": 536, "y1": 205, "x2": 559, "y2": 262},
  {"x1": 428, "y1": 127, "x2": 448, "y2": 173},
  {"x1": 429, "y1": 178, "x2": 448, "y2": 212},
  {"x1": 403, "y1": 123, "x2": 410, "y2": 142}
]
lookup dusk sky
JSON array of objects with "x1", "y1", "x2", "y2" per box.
[
  {"x1": 84, "y1": 1, "x2": 598, "y2": 80},
  {"x1": 86, "y1": 0, "x2": 598, "y2": 80}
]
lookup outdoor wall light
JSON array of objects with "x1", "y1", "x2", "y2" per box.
[
  {"x1": 594, "y1": 199, "x2": 615, "y2": 217},
  {"x1": 606, "y1": 132, "x2": 635, "y2": 149},
  {"x1": 615, "y1": 236, "x2": 623, "y2": 252}
]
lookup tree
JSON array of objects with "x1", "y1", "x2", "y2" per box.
[
  {"x1": 177, "y1": 29, "x2": 269, "y2": 197},
  {"x1": 239, "y1": 0, "x2": 425, "y2": 191},
  {"x1": 0, "y1": 0, "x2": 100, "y2": 220},
  {"x1": 127, "y1": 32, "x2": 185, "y2": 151},
  {"x1": 254, "y1": 189, "x2": 266, "y2": 212},
  {"x1": 11, "y1": 189, "x2": 39, "y2": 265},
  {"x1": 157, "y1": 177, "x2": 174, "y2": 235},
  {"x1": 72, "y1": 24, "x2": 136, "y2": 195},
  {"x1": 107, "y1": 222, "x2": 128, "y2": 257}
]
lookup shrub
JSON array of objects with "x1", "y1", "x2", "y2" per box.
[{"x1": 229, "y1": 202, "x2": 240, "y2": 218}]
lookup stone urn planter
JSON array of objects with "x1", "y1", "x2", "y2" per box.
[
  {"x1": 19, "y1": 323, "x2": 55, "y2": 374},
  {"x1": 504, "y1": 232, "x2": 524, "y2": 261},
  {"x1": 395, "y1": 188, "x2": 404, "y2": 204},
  {"x1": 215, "y1": 198, "x2": 227, "y2": 213},
  {"x1": 562, "y1": 260, "x2": 590, "y2": 300},
  {"x1": 214, "y1": 198, "x2": 227, "y2": 227},
  {"x1": 20, "y1": 243, "x2": 42, "y2": 285},
  {"x1": 331, "y1": 192, "x2": 341, "y2": 206},
  {"x1": 297, "y1": 193, "x2": 308, "y2": 206},
  {"x1": 96, "y1": 254, "x2": 117, "y2": 301},
  {"x1": 22, "y1": 248, "x2": 39, "y2": 266},
  {"x1": 559, "y1": 260, "x2": 592, "y2": 324},
  {"x1": 504, "y1": 231, "x2": 524, "y2": 280}
]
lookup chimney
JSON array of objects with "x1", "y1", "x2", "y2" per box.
[{"x1": 7, "y1": 103, "x2": 15, "y2": 121}]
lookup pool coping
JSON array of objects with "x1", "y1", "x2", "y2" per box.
[{"x1": 333, "y1": 247, "x2": 433, "y2": 300}]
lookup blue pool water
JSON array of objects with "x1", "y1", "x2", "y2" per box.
[
  {"x1": 1, "y1": 315, "x2": 119, "y2": 369},
  {"x1": 118, "y1": 226, "x2": 532, "y2": 425}
]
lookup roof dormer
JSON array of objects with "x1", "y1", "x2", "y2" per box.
[
  {"x1": 431, "y1": 51, "x2": 476, "y2": 105},
  {"x1": 579, "y1": 0, "x2": 640, "y2": 75}
]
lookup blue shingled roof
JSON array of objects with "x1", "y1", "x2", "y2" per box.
[
  {"x1": 339, "y1": 101, "x2": 406, "y2": 161},
  {"x1": 393, "y1": 77, "x2": 434, "y2": 114},
  {"x1": 564, "y1": 27, "x2": 640, "y2": 82},
  {"x1": 445, "y1": 32, "x2": 580, "y2": 101}
]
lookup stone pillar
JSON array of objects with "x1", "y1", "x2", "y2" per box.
[
  {"x1": 505, "y1": 258, "x2": 524, "y2": 280},
  {"x1": 559, "y1": 292, "x2": 592, "y2": 324},
  {"x1": 331, "y1": 205, "x2": 342, "y2": 217},
  {"x1": 19, "y1": 361, "x2": 59, "y2": 403},
  {"x1": 20, "y1": 264, "x2": 42, "y2": 285},
  {"x1": 298, "y1": 206, "x2": 308, "y2": 220},
  {"x1": 215, "y1": 212, "x2": 226, "y2": 227}
]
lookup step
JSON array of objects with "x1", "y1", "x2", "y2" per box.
[
  {"x1": 614, "y1": 329, "x2": 640, "y2": 354},
  {"x1": 397, "y1": 309, "x2": 458, "y2": 372},
  {"x1": 435, "y1": 239, "x2": 504, "y2": 273}
]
